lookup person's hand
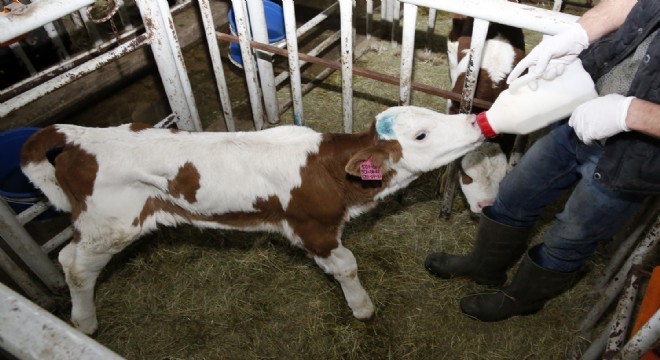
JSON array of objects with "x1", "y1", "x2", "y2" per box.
[
  {"x1": 568, "y1": 94, "x2": 634, "y2": 144},
  {"x1": 507, "y1": 23, "x2": 589, "y2": 91}
]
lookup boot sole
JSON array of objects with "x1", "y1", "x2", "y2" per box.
[
  {"x1": 460, "y1": 302, "x2": 544, "y2": 322},
  {"x1": 424, "y1": 264, "x2": 505, "y2": 287}
]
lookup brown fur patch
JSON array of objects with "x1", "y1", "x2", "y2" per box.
[
  {"x1": 285, "y1": 125, "x2": 396, "y2": 258},
  {"x1": 132, "y1": 195, "x2": 285, "y2": 229},
  {"x1": 20, "y1": 126, "x2": 66, "y2": 167},
  {"x1": 72, "y1": 228, "x2": 82, "y2": 244},
  {"x1": 459, "y1": 166, "x2": 473, "y2": 185},
  {"x1": 129, "y1": 123, "x2": 153, "y2": 132},
  {"x1": 54, "y1": 145, "x2": 99, "y2": 222},
  {"x1": 168, "y1": 162, "x2": 200, "y2": 203}
]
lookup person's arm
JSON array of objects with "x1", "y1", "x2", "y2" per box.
[
  {"x1": 507, "y1": 0, "x2": 639, "y2": 88},
  {"x1": 569, "y1": 95, "x2": 660, "y2": 144},
  {"x1": 578, "y1": 0, "x2": 638, "y2": 43},
  {"x1": 626, "y1": 99, "x2": 660, "y2": 138}
]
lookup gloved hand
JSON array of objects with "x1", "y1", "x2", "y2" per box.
[
  {"x1": 568, "y1": 94, "x2": 634, "y2": 144},
  {"x1": 507, "y1": 23, "x2": 589, "y2": 91}
]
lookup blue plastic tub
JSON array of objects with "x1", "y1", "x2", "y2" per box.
[
  {"x1": 0, "y1": 127, "x2": 54, "y2": 218},
  {"x1": 228, "y1": 0, "x2": 285, "y2": 68}
]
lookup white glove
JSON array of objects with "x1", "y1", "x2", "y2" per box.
[
  {"x1": 507, "y1": 23, "x2": 589, "y2": 91},
  {"x1": 568, "y1": 94, "x2": 634, "y2": 144}
]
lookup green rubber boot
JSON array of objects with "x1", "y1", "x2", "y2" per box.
[
  {"x1": 425, "y1": 208, "x2": 532, "y2": 286},
  {"x1": 459, "y1": 245, "x2": 577, "y2": 322}
]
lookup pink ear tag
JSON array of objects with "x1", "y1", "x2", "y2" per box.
[{"x1": 360, "y1": 158, "x2": 383, "y2": 180}]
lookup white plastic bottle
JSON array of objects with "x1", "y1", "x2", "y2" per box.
[{"x1": 476, "y1": 59, "x2": 598, "y2": 138}]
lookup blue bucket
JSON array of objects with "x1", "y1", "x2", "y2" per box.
[
  {"x1": 228, "y1": 0, "x2": 285, "y2": 68},
  {"x1": 0, "y1": 127, "x2": 55, "y2": 218}
]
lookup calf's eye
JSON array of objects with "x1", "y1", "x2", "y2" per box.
[{"x1": 415, "y1": 132, "x2": 427, "y2": 141}]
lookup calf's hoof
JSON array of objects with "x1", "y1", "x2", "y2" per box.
[
  {"x1": 352, "y1": 299, "x2": 375, "y2": 320},
  {"x1": 72, "y1": 316, "x2": 99, "y2": 336}
]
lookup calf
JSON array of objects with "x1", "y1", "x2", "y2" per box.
[
  {"x1": 21, "y1": 106, "x2": 483, "y2": 335},
  {"x1": 446, "y1": 14, "x2": 525, "y2": 117},
  {"x1": 446, "y1": 14, "x2": 525, "y2": 213},
  {"x1": 459, "y1": 142, "x2": 507, "y2": 214}
]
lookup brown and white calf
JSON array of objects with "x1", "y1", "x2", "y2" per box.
[
  {"x1": 21, "y1": 106, "x2": 483, "y2": 335},
  {"x1": 446, "y1": 14, "x2": 525, "y2": 116},
  {"x1": 446, "y1": 14, "x2": 525, "y2": 213},
  {"x1": 458, "y1": 142, "x2": 507, "y2": 213}
]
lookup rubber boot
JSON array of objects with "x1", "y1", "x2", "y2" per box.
[
  {"x1": 459, "y1": 245, "x2": 577, "y2": 322},
  {"x1": 424, "y1": 208, "x2": 533, "y2": 286}
]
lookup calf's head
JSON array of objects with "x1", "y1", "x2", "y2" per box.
[
  {"x1": 459, "y1": 142, "x2": 507, "y2": 214},
  {"x1": 346, "y1": 106, "x2": 484, "y2": 179}
]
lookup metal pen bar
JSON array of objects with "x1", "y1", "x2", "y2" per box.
[
  {"x1": 216, "y1": 33, "x2": 494, "y2": 109},
  {"x1": 0, "y1": 283, "x2": 124, "y2": 360},
  {"x1": 339, "y1": 0, "x2": 354, "y2": 133},
  {"x1": 399, "y1": 0, "x2": 579, "y2": 35},
  {"x1": 282, "y1": 0, "x2": 304, "y2": 126},
  {"x1": 246, "y1": 0, "x2": 280, "y2": 125},
  {"x1": 0, "y1": 35, "x2": 149, "y2": 118},
  {"x1": 230, "y1": 0, "x2": 265, "y2": 130},
  {"x1": 0, "y1": 0, "x2": 96, "y2": 43},
  {"x1": 198, "y1": 0, "x2": 235, "y2": 131},
  {"x1": 0, "y1": 200, "x2": 65, "y2": 292}
]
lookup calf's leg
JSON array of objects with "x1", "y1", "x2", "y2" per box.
[
  {"x1": 314, "y1": 245, "x2": 375, "y2": 319},
  {"x1": 59, "y1": 240, "x2": 117, "y2": 335}
]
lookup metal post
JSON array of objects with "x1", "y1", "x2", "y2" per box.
[
  {"x1": 231, "y1": 0, "x2": 265, "y2": 130},
  {"x1": 366, "y1": 0, "x2": 373, "y2": 40},
  {"x1": 0, "y1": 283, "x2": 124, "y2": 360},
  {"x1": 246, "y1": 0, "x2": 280, "y2": 125},
  {"x1": 43, "y1": 22, "x2": 70, "y2": 60},
  {"x1": 0, "y1": 200, "x2": 65, "y2": 292},
  {"x1": 439, "y1": 18, "x2": 490, "y2": 219},
  {"x1": 116, "y1": 0, "x2": 134, "y2": 31},
  {"x1": 391, "y1": 0, "x2": 400, "y2": 48},
  {"x1": 399, "y1": 3, "x2": 417, "y2": 106},
  {"x1": 553, "y1": 0, "x2": 564, "y2": 12},
  {"x1": 282, "y1": 0, "x2": 304, "y2": 125},
  {"x1": 339, "y1": 0, "x2": 354, "y2": 133},
  {"x1": 581, "y1": 215, "x2": 660, "y2": 332},
  {"x1": 425, "y1": 8, "x2": 437, "y2": 54},
  {"x1": 604, "y1": 270, "x2": 642, "y2": 357},
  {"x1": 0, "y1": 247, "x2": 55, "y2": 308},
  {"x1": 596, "y1": 199, "x2": 659, "y2": 288},
  {"x1": 198, "y1": 0, "x2": 236, "y2": 131},
  {"x1": 78, "y1": 8, "x2": 103, "y2": 47},
  {"x1": 135, "y1": 0, "x2": 202, "y2": 131},
  {"x1": 458, "y1": 18, "x2": 488, "y2": 114},
  {"x1": 615, "y1": 310, "x2": 660, "y2": 360},
  {"x1": 8, "y1": 42, "x2": 37, "y2": 76}
]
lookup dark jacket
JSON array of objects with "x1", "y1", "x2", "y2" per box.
[{"x1": 579, "y1": 0, "x2": 660, "y2": 194}]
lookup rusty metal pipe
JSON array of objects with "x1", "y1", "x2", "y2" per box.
[{"x1": 215, "y1": 32, "x2": 494, "y2": 110}]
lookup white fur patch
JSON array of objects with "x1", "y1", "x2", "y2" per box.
[
  {"x1": 460, "y1": 142, "x2": 507, "y2": 214},
  {"x1": 455, "y1": 36, "x2": 516, "y2": 86},
  {"x1": 55, "y1": 124, "x2": 322, "y2": 230}
]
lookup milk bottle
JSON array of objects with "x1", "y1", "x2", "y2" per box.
[{"x1": 476, "y1": 60, "x2": 598, "y2": 138}]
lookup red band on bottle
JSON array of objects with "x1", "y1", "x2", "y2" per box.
[{"x1": 476, "y1": 112, "x2": 498, "y2": 139}]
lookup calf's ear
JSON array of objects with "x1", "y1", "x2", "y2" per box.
[
  {"x1": 458, "y1": 165, "x2": 474, "y2": 185},
  {"x1": 345, "y1": 147, "x2": 392, "y2": 177}
]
